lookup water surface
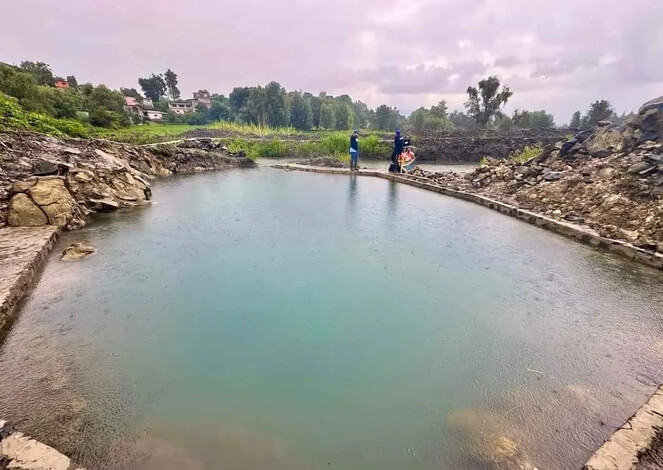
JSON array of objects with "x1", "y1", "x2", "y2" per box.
[{"x1": 1, "y1": 168, "x2": 662, "y2": 469}]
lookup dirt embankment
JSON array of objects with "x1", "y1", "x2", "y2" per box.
[
  {"x1": 0, "y1": 133, "x2": 255, "y2": 229},
  {"x1": 408, "y1": 97, "x2": 663, "y2": 251}
]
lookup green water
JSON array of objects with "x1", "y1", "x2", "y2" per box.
[{"x1": 1, "y1": 168, "x2": 662, "y2": 469}]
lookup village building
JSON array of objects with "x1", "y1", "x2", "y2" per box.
[
  {"x1": 54, "y1": 79, "x2": 69, "y2": 89},
  {"x1": 169, "y1": 90, "x2": 212, "y2": 114},
  {"x1": 123, "y1": 96, "x2": 164, "y2": 122}
]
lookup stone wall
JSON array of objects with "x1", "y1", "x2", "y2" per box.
[{"x1": 412, "y1": 128, "x2": 572, "y2": 162}]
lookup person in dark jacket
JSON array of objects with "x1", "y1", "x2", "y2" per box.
[
  {"x1": 349, "y1": 130, "x2": 359, "y2": 171},
  {"x1": 389, "y1": 129, "x2": 404, "y2": 172}
]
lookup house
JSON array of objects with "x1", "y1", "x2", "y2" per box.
[
  {"x1": 54, "y1": 79, "x2": 69, "y2": 89},
  {"x1": 169, "y1": 100, "x2": 195, "y2": 115},
  {"x1": 123, "y1": 97, "x2": 144, "y2": 118},
  {"x1": 168, "y1": 90, "x2": 212, "y2": 114},
  {"x1": 193, "y1": 90, "x2": 211, "y2": 108},
  {"x1": 143, "y1": 109, "x2": 164, "y2": 121}
]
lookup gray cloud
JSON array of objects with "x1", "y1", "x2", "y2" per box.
[{"x1": 1, "y1": 0, "x2": 662, "y2": 122}]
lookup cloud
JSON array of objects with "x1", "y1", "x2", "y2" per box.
[{"x1": 1, "y1": 0, "x2": 663, "y2": 122}]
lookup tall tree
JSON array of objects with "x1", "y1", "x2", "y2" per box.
[
  {"x1": 335, "y1": 103, "x2": 353, "y2": 130},
  {"x1": 319, "y1": 103, "x2": 336, "y2": 129},
  {"x1": 289, "y1": 92, "x2": 313, "y2": 130},
  {"x1": 138, "y1": 74, "x2": 167, "y2": 102},
  {"x1": 229, "y1": 87, "x2": 251, "y2": 117},
  {"x1": 245, "y1": 86, "x2": 267, "y2": 126},
  {"x1": 264, "y1": 81, "x2": 289, "y2": 127},
  {"x1": 352, "y1": 100, "x2": 371, "y2": 129},
  {"x1": 163, "y1": 69, "x2": 180, "y2": 99},
  {"x1": 374, "y1": 104, "x2": 400, "y2": 130},
  {"x1": 19, "y1": 61, "x2": 55, "y2": 86},
  {"x1": 569, "y1": 111, "x2": 582, "y2": 128},
  {"x1": 465, "y1": 76, "x2": 513, "y2": 127},
  {"x1": 210, "y1": 95, "x2": 232, "y2": 122},
  {"x1": 585, "y1": 100, "x2": 614, "y2": 127},
  {"x1": 310, "y1": 96, "x2": 323, "y2": 128}
]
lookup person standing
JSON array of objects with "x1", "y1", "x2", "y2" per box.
[
  {"x1": 349, "y1": 130, "x2": 360, "y2": 171},
  {"x1": 390, "y1": 129, "x2": 404, "y2": 172}
]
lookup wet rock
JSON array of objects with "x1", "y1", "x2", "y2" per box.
[
  {"x1": 7, "y1": 194, "x2": 47, "y2": 227},
  {"x1": 61, "y1": 242, "x2": 96, "y2": 260}
]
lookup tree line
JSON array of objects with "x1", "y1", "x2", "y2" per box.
[
  {"x1": 0, "y1": 60, "x2": 633, "y2": 132},
  {"x1": 0, "y1": 61, "x2": 129, "y2": 128}
]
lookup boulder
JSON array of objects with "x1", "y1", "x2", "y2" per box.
[
  {"x1": 585, "y1": 125, "x2": 624, "y2": 157},
  {"x1": 11, "y1": 178, "x2": 37, "y2": 194},
  {"x1": 32, "y1": 158, "x2": 60, "y2": 176},
  {"x1": 62, "y1": 242, "x2": 96, "y2": 260},
  {"x1": 628, "y1": 161, "x2": 653, "y2": 174},
  {"x1": 27, "y1": 177, "x2": 79, "y2": 228},
  {"x1": 7, "y1": 194, "x2": 48, "y2": 226},
  {"x1": 88, "y1": 198, "x2": 120, "y2": 212}
]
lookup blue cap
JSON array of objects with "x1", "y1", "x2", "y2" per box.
[{"x1": 395, "y1": 129, "x2": 401, "y2": 135}]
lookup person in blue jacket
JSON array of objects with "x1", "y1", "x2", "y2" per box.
[
  {"x1": 349, "y1": 130, "x2": 360, "y2": 171},
  {"x1": 390, "y1": 129, "x2": 404, "y2": 172}
]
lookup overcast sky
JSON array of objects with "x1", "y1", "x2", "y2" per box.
[{"x1": 2, "y1": 0, "x2": 662, "y2": 123}]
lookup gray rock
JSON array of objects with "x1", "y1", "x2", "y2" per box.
[
  {"x1": 88, "y1": 198, "x2": 120, "y2": 212},
  {"x1": 628, "y1": 161, "x2": 653, "y2": 174},
  {"x1": 32, "y1": 159, "x2": 59, "y2": 176},
  {"x1": 542, "y1": 171, "x2": 563, "y2": 181}
]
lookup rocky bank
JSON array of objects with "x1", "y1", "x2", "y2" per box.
[
  {"x1": 409, "y1": 97, "x2": 663, "y2": 252},
  {"x1": 0, "y1": 133, "x2": 255, "y2": 230}
]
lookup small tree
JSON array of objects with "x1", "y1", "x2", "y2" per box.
[
  {"x1": 138, "y1": 74, "x2": 167, "y2": 102},
  {"x1": 319, "y1": 103, "x2": 336, "y2": 129},
  {"x1": 449, "y1": 110, "x2": 479, "y2": 130},
  {"x1": 66, "y1": 75, "x2": 78, "y2": 89},
  {"x1": 164, "y1": 69, "x2": 180, "y2": 99},
  {"x1": 245, "y1": 86, "x2": 267, "y2": 127},
  {"x1": 289, "y1": 92, "x2": 313, "y2": 130},
  {"x1": 465, "y1": 76, "x2": 513, "y2": 127},
  {"x1": 585, "y1": 100, "x2": 614, "y2": 127},
  {"x1": 569, "y1": 111, "x2": 582, "y2": 128},
  {"x1": 210, "y1": 99, "x2": 232, "y2": 122}
]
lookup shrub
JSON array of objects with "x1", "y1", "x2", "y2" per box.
[{"x1": 508, "y1": 145, "x2": 543, "y2": 163}]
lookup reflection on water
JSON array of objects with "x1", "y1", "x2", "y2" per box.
[{"x1": 0, "y1": 168, "x2": 662, "y2": 470}]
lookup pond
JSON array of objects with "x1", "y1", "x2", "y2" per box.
[{"x1": 1, "y1": 168, "x2": 662, "y2": 470}]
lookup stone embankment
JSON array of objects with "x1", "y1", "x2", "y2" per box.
[
  {"x1": 0, "y1": 133, "x2": 255, "y2": 229},
  {"x1": 584, "y1": 386, "x2": 663, "y2": 470},
  {"x1": 413, "y1": 128, "x2": 570, "y2": 162},
  {"x1": 409, "y1": 97, "x2": 663, "y2": 254},
  {"x1": 0, "y1": 420, "x2": 83, "y2": 470}
]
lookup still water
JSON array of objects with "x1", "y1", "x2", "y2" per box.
[{"x1": 1, "y1": 168, "x2": 662, "y2": 469}]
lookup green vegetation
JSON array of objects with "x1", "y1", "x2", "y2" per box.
[
  {"x1": 508, "y1": 145, "x2": 543, "y2": 163},
  {"x1": 0, "y1": 91, "x2": 88, "y2": 137},
  {"x1": 465, "y1": 76, "x2": 513, "y2": 128},
  {"x1": 568, "y1": 100, "x2": 633, "y2": 129}
]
